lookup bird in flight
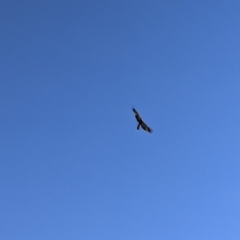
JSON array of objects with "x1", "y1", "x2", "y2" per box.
[{"x1": 132, "y1": 107, "x2": 153, "y2": 133}]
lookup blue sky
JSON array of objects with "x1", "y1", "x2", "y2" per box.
[{"x1": 1, "y1": 0, "x2": 240, "y2": 239}]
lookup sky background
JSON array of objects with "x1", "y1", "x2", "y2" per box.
[{"x1": 1, "y1": 0, "x2": 240, "y2": 239}]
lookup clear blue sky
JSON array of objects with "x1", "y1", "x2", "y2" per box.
[{"x1": 1, "y1": 0, "x2": 240, "y2": 239}]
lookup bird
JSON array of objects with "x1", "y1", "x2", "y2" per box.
[{"x1": 132, "y1": 107, "x2": 153, "y2": 133}]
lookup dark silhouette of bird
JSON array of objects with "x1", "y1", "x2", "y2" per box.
[{"x1": 132, "y1": 107, "x2": 153, "y2": 133}]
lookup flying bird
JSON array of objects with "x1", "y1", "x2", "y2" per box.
[{"x1": 132, "y1": 107, "x2": 153, "y2": 133}]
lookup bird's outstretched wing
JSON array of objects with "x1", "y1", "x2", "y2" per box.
[
  {"x1": 141, "y1": 121, "x2": 153, "y2": 133},
  {"x1": 132, "y1": 107, "x2": 139, "y2": 117},
  {"x1": 132, "y1": 107, "x2": 142, "y2": 122}
]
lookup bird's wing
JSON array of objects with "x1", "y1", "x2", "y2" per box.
[
  {"x1": 132, "y1": 107, "x2": 139, "y2": 117},
  {"x1": 141, "y1": 121, "x2": 153, "y2": 133},
  {"x1": 132, "y1": 107, "x2": 142, "y2": 122}
]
